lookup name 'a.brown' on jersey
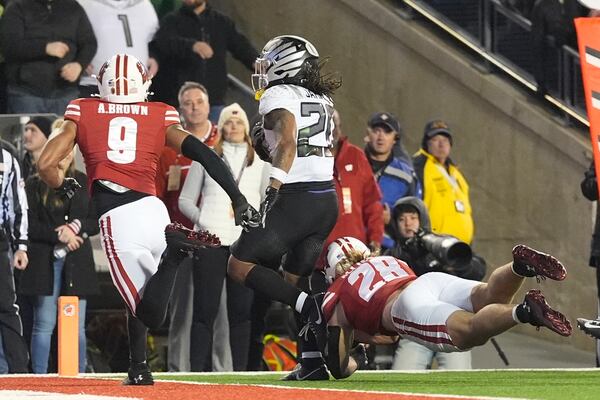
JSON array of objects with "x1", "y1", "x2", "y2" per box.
[{"x1": 64, "y1": 98, "x2": 180, "y2": 195}]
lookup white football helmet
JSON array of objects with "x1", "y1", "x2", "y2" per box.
[
  {"x1": 251, "y1": 35, "x2": 319, "y2": 96},
  {"x1": 96, "y1": 54, "x2": 151, "y2": 103},
  {"x1": 325, "y1": 237, "x2": 371, "y2": 283}
]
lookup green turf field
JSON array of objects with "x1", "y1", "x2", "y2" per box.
[{"x1": 156, "y1": 370, "x2": 600, "y2": 400}]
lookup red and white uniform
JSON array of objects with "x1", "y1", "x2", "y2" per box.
[
  {"x1": 323, "y1": 256, "x2": 480, "y2": 353},
  {"x1": 65, "y1": 98, "x2": 180, "y2": 195},
  {"x1": 323, "y1": 256, "x2": 416, "y2": 335},
  {"x1": 390, "y1": 271, "x2": 479, "y2": 352},
  {"x1": 64, "y1": 97, "x2": 180, "y2": 314}
]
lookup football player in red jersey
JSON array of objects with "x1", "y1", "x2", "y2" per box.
[
  {"x1": 321, "y1": 237, "x2": 572, "y2": 379},
  {"x1": 38, "y1": 53, "x2": 259, "y2": 384}
]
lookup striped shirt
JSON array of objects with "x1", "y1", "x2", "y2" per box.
[{"x1": 0, "y1": 147, "x2": 28, "y2": 251}]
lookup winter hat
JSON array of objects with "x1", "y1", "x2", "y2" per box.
[
  {"x1": 27, "y1": 116, "x2": 54, "y2": 138},
  {"x1": 422, "y1": 119, "x2": 453, "y2": 149},
  {"x1": 217, "y1": 103, "x2": 250, "y2": 135}
]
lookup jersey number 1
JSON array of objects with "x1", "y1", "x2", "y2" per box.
[{"x1": 107, "y1": 117, "x2": 137, "y2": 164}]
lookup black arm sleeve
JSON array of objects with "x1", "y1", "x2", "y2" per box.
[{"x1": 180, "y1": 135, "x2": 245, "y2": 205}]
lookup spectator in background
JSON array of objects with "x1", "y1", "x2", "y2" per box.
[
  {"x1": 152, "y1": 0, "x2": 258, "y2": 121},
  {"x1": 330, "y1": 110, "x2": 384, "y2": 253},
  {"x1": 77, "y1": 0, "x2": 159, "y2": 98},
  {"x1": 155, "y1": 81, "x2": 218, "y2": 372},
  {"x1": 580, "y1": 161, "x2": 600, "y2": 366},
  {"x1": 19, "y1": 146, "x2": 99, "y2": 373},
  {"x1": 386, "y1": 197, "x2": 486, "y2": 370},
  {"x1": 0, "y1": 142, "x2": 29, "y2": 373},
  {"x1": 413, "y1": 120, "x2": 473, "y2": 244},
  {"x1": 22, "y1": 117, "x2": 54, "y2": 181},
  {"x1": 530, "y1": 0, "x2": 587, "y2": 97},
  {"x1": 364, "y1": 112, "x2": 421, "y2": 251},
  {"x1": 179, "y1": 103, "x2": 269, "y2": 371},
  {"x1": 0, "y1": 0, "x2": 96, "y2": 114}
]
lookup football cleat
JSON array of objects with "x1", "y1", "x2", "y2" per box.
[
  {"x1": 165, "y1": 222, "x2": 221, "y2": 253},
  {"x1": 512, "y1": 244, "x2": 567, "y2": 281},
  {"x1": 281, "y1": 363, "x2": 329, "y2": 381},
  {"x1": 577, "y1": 318, "x2": 600, "y2": 339},
  {"x1": 523, "y1": 289, "x2": 572, "y2": 337},
  {"x1": 299, "y1": 294, "x2": 328, "y2": 357},
  {"x1": 122, "y1": 362, "x2": 154, "y2": 386}
]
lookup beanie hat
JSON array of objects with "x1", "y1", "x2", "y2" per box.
[
  {"x1": 421, "y1": 119, "x2": 453, "y2": 149},
  {"x1": 27, "y1": 116, "x2": 54, "y2": 138},
  {"x1": 217, "y1": 103, "x2": 250, "y2": 135}
]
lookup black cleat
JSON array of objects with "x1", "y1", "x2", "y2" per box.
[
  {"x1": 523, "y1": 289, "x2": 572, "y2": 337},
  {"x1": 122, "y1": 362, "x2": 154, "y2": 386},
  {"x1": 281, "y1": 363, "x2": 329, "y2": 381},
  {"x1": 165, "y1": 222, "x2": 221, "y2": 253},
  {"x1": 300, "y1": 294, "x2": 328, "y2": 357},
  {"x1": 577, "y1": 318, "x2": 600, "y2": 339},
  {"x1": 512, "y1": 245, "x2": 567, "y2": 281}
]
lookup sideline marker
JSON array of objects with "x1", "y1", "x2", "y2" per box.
[{"x1": 58, "y1": 296, "x2": 79, "y2": 376}]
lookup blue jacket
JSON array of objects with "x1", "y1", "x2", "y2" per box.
[{"x1": 369, "y1": 154, "x2": 422, "y2": 249}]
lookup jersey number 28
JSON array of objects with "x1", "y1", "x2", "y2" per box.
[
  {"x1": 297, "y1": 102, "x2": 334, "y2": 157},
  {"x1": 347, "y1": 258, "x2": 408, "y2": 302}
]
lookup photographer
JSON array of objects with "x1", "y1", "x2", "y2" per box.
[{"x1": 385, "y1": 196, "x2": 486, "y2": 369}]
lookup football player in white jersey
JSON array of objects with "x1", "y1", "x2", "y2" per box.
[
  {"x1": 77, "y1": 0, "x2": 159, "y2": 97},
  {"x1": 227, "y1": 35, "x2": 341, "y2": 377},
  {"x1": 322, "y1": 238, "x2": 572, "y2": 379}
]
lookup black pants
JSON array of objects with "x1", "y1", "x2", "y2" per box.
[
  {"x1": 190, "y1": 246, "x2": 253, "y2": 371},
  {"x1": 0, "y1": 251, "x2": 29, "y2": 372}
]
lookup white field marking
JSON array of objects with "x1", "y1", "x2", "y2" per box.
[{"x1": 0, "y1": 391, "x2": 140, "y2": 400}]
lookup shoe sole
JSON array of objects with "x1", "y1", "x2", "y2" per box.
[
  {"x1": 165, "y1": 229, "x2": 220, "y2": 251},
  {"x1": 526, "y1": 290, "x2": 572, "y2": 336},
  {"x1": 513, "y1": 245, "x2": 567, "y2": 281}
]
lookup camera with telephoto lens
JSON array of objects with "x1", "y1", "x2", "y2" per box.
[{"x1": 406, "y1": 230, "x2": 472, "y2": 273}]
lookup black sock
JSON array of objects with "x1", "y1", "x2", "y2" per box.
[
  {"x1": 126, "y1": 310, "x2": 148, "y2": 365},
  {"x1": 244, "y1": 265, "x2": 302, "y2": 308},
  {"x1": 512, "y1": 260, "x2": 534, "y2": 277},
  {"x1": 136, "y1": 251, "x2": 182, "y2": 328}
]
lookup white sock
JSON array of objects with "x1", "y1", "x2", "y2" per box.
[{"x1": 512, "y1": 305, "x2": 523, "y2": 323}]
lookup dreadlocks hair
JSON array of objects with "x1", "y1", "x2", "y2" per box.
[{"x1": 302, "y1": 58, "x2": 342, "y2": 97}]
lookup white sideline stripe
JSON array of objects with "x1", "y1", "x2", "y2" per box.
[{"x1": 0, "y1": 391, "x2": 140, "y2": 400}]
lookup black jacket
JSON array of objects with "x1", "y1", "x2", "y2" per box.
[
  {"x1": 152, "y1": 4, "x2": 258, "y2": 106},
  {"x1": 581, "y1": 162, "x2": 600, "y2": 267},
  {"x1": 0, "y1": 0, "x2": 97, "y2": 96},
  {"x1": 18, "y1": 170, "x2": 100, "y2": 296}
]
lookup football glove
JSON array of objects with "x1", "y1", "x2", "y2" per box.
[
  {"x1": 55, "y1": 177, "x2": 81, "y2": 199},
  {"x1": 233, "y1": 197, "x2": 261, "y2": 231},
  {"x1": 250, "y1": 121, "x2": 272, "y2": 163},
  {"x1": 259, "y1": 186, "x2": 279, "y2": 227}
]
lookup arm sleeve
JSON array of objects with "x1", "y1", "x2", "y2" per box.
[
  {"x1": 178, "y1": 161, "x2": 205, "y2": 225},
  {"x1": 180, "y1": 135, "x2": 244, "y2": 204},
  {"x1": 9, "y1": 153, "x2": 28, "y2": 250}
]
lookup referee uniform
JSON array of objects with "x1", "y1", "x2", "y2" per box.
[{"x1": 0, "y1": 145, "x2": 29, "y2": 373}]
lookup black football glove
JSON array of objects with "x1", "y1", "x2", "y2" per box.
[
  {"x1": 233, "y1": 197, "x2": 261, "y2": 231},
  {"x1": 259, "y1": 186, "x2": 279, "y2": 227},
  {"x1": 250, "y1": 121, "x2": 272, "y2": 163},
  {"x1": 55, "y1": 177, "x2": 81, "y2": 199}
]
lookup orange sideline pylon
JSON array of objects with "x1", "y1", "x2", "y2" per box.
[{"x1": 58, "y1": 296, "x2": 79, "y2": 376}]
